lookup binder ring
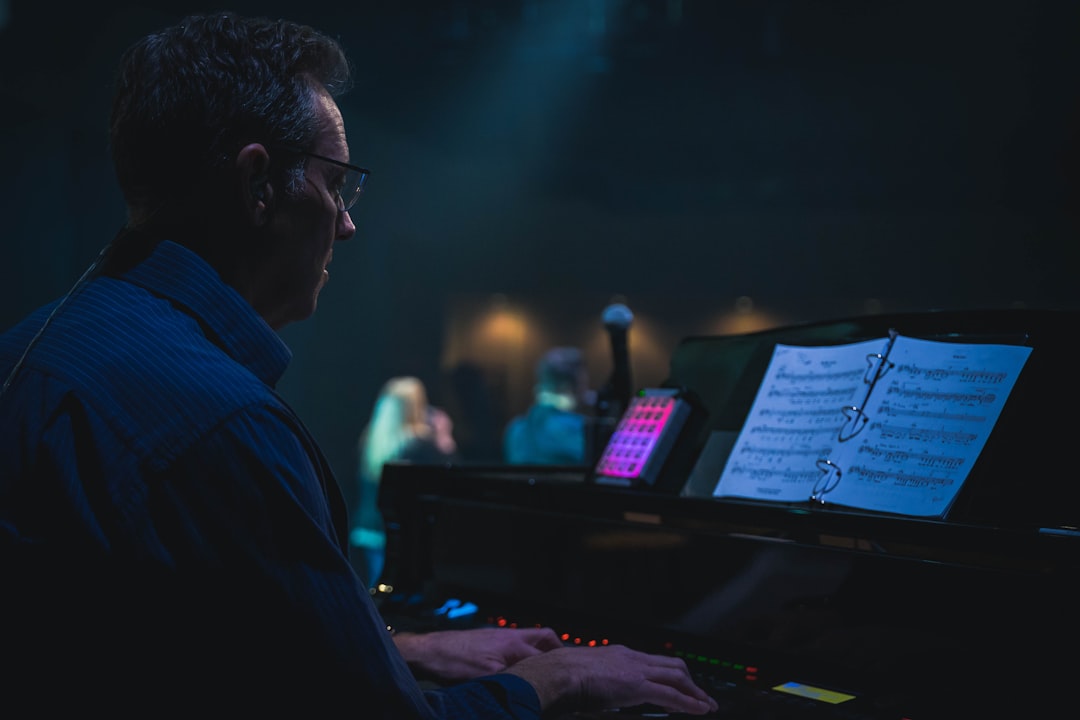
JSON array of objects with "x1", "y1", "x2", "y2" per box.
[
  {"x1": 811, "y1": 458, "x2": 841, "y2": 502},
  {"x1": 837, "y1": 405, "x2": 868, "y2": 442},
  {"x1": 863, "y1": 352, "x2": 895, "y2": 384}
]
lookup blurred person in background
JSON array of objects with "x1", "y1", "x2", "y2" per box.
[
  {"x1": 503, "y1": 347, "x2": 592, "y2": 465},
  {"x1": 354, "y1": 376, "x2": 458, "y2": 587}
]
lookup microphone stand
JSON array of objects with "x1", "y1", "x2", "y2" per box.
[{"x1": 586, "y1": 303, "x2": 634, "y2": 466}]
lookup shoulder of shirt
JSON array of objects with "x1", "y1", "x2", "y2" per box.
[{"x1": 3, "y1": 280, "x2": 286, "y2": 471}]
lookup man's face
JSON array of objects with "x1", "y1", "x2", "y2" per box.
[{"x1": 256, "y1": 88, "x2": 357, "y2": 329}]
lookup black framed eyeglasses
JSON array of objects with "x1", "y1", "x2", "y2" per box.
[{"x1": 275, "y1": 145, "x2": 371, "y2": 212}]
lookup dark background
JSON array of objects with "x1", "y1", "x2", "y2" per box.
[{"x1": 2, "y1": 0, "x2": 1077, "y2": 497}]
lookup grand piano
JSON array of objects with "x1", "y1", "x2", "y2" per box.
[{"x1": 375, "y1": 308, "x2": 1080, "y2": 719}]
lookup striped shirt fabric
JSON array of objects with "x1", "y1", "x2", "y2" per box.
[{"x1": 0, "y1": 239, "x2": 539, "y2": 718}]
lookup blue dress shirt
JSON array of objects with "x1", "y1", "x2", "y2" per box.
[{"x1": 0, "y1": 240, "x2": 540, "y2": 718}]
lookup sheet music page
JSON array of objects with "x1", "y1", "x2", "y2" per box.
[
  {"x1": 713, "y1": 335, "x2": 1032, "y2": 517},
  {"x1": 830, "y1": 335, "x2": 1031, "y2": 516},
  {"x1": 713, "y1": 338, "x2": 889, "y2": 504}
]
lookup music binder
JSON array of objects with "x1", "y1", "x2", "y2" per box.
[{"x1": 711, "y1": 329, "x2": 1032, "y2": 518}]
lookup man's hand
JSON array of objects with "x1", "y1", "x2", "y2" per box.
[
  {"x1": 393, "y1": 626, "x2": 563, "y2": 682},
  {"x1": 394, "y1": 627, "x2": 717, "y2": 716},
  {"x1": 504, "y1": 644, "x2": 719, "y2": 716}
]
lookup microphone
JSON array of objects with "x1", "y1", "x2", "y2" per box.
[
  {"x1": 597, "y1": 302, "x2": 634, "y2": 420},
  {"x1": 1, "y1": 238, "x2": 117, "y2": 398}
]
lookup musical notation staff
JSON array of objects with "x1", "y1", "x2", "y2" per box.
[{"x1": 713, "y1": 331, "x2": 1032, "y2": 518}]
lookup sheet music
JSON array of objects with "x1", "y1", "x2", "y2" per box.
[{"x1": 713, "y1": 334, "x2": 1032, "y2": 517}]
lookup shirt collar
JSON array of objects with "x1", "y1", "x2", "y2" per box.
[{"x1": 120, "y1": 240, "x2": 292, "y2": 387}]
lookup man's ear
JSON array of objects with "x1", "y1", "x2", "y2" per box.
[{"x1": 236, "y1": 143, "x2": 274, "y2": 225}]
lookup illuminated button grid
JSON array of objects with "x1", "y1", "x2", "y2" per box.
[{"x1": 595, "y1": 395, "x2": 679, "y2": 479}]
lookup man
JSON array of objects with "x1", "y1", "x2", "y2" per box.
[
  {"x1": 504, "y1": 347, "x2": 592, "y2": 465},
  {"x1": 0, "y1": 12, "x2": 717, "y2": 718}
]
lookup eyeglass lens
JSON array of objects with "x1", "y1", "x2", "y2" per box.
[{"x1": 341, "y1": 168, "x2": 367, "y2": 211}]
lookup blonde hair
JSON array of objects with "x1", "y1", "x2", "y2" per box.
[{"x1": 359, "y1": 376, "x2": 434, "y2": 483}]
